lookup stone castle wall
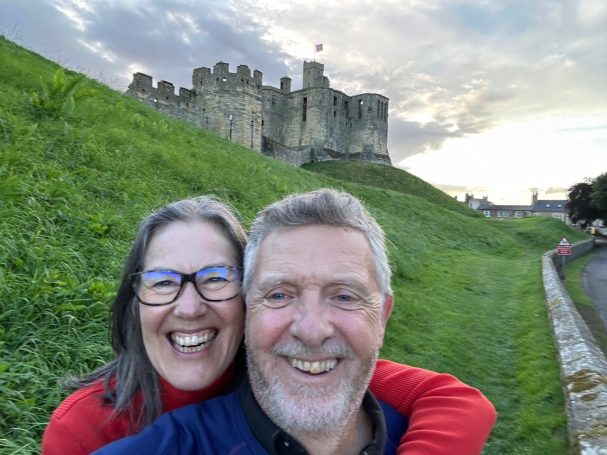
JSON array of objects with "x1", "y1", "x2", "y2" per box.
[{"x1": 126, "y1": 61, "x2": 392, "y2": 166}]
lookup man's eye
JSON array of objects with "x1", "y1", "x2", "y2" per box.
[
  {"x1": 330, "y1": 292, "x2": 364, "y2": 310},
  {"x1": 268, "y1": 292, "x2": 287, "y2": 301},
  {"x1": 261, "y1": 290, "x2": 293, "y2": 308}
]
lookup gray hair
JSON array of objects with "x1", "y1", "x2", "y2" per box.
[
  {"x1": 68, "y1": 196, "x2": 247, "y2": 429},
  {"x1": 243, "y1": 188, "x2": 392, "y2": 296}
]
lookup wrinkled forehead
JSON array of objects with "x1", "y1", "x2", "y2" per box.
[{"x1": 253, "y1": 225, "x2": 377, "y2": 285}]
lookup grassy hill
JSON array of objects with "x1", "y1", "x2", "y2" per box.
[{"x1": 0, "y1": 36, "x2": 591, "y2": 453}]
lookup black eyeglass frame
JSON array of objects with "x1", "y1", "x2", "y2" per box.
[{"x1": 130, "y1": 265, "x2": 242, "y2": 306}]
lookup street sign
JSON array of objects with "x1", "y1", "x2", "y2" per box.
[{"x1": 557, "y1": 237, "x2": 571, "y2": 255}]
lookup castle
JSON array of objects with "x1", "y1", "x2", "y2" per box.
[{"x1": 126, "y1": 61, "x2": 391, "y2": 166}]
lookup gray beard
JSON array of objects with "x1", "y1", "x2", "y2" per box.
[{"x1": 246, "y1": 339, "x2": 378, "y2": 435}]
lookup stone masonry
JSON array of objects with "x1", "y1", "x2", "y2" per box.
[
  {"x1": 125, "y1": 61, "x2": 391, "y2": 166},
  {"x1": 542, "y1": 239, "x2": 607, "y2": 454}
]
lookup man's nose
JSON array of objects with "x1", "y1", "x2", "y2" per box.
[
  {"x1": 173, "y1": 282, "x2": 208, "y2": 319},
  {"x1": 288, "y1": 290, "x2": 335, "y2": 347}
]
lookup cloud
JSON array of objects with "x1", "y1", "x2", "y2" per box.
[{"x1": 2, "y1": 0, "x2": 605, "y2": 197}]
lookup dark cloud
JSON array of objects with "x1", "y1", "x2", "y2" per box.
[
  {"x1": 2, "y1": 1, "x2": 292, "y2": 91},
  {"x1": 388, "y1": 118, "x2": 461, "y2": 162},
  {"x1": 545, "y1": 186, "x2": 569, "y2": 195}
]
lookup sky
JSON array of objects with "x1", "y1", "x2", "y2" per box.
[{"x1": 2, "y1": 0, "x2": 606, "y2": 204}]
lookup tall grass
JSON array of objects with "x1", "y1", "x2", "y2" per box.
[{"x1": 0, "y1": 36, "x2": 592, "y2": 453}]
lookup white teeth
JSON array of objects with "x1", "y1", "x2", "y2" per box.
[
  {"x1": 171, "y1": 332, "x2": 216, "y2": 353},
  {"x1": 290, "y1": 358, "x2": 337, "y2": 374}
]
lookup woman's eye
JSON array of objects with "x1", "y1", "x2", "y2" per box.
[
  {"x1": 205, "y1": 276, "x2": 228, "y2": 283},
  {"x1": 152, "y1": 280, "x2": 179, "y2": 288}
]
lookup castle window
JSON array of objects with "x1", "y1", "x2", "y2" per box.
[
  {"x1": 358, "y1": 99, "x2": 363, "y2": 119},
  {"x1": 334, "y1": 110, "x2": 336, "y2": 117},
  {"x1": 377, "y1": 100, "x2": 380, "y2": 119},
  {"x1": 368, "y1": 105, "x2": 372, "y2": 113},
  {"x1": 280, "y1": 81, "x2": 284, "y2": 90},
  {"x1": 345, "y1": 101, "x2": 349, "y2": 117},
  {"x1": 222, "y1": 77, "x2": 227, "y2": 82},
  {"x1": 302, "y1": 96, "x2": 307, "y2": 122},
  {"x1": 333, "y1": 96, "x2": 337, "y2": 106}
]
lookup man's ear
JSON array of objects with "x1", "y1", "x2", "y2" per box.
[{"x1": 382, "y1": 294, "x2": 394, "y2": 326}]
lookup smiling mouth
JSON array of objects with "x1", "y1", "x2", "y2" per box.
[
  {"x1": 289, "y1": 357, "x2": 338, "y2": 374},
  {"x1": 170, "y1": 331, "x2": 217, "y2": 353}
]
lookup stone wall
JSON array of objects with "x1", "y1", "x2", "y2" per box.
[
  {"x1": 542, "y1": 239, "x2": 607, "y2": 454},
  {"x1": 261, "y1": 136, "x2": 312, "y2": 166}
]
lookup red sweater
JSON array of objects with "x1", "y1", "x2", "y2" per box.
[{"x1": 42, "y1": 360, "x2": 496, "y2": 454}]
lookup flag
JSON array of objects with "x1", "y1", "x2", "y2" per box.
[{"x1": 315, "y1": 43, "x2": 323, "y2": 52}]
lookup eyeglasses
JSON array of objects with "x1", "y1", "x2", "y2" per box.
[{"x1": 131, "y1": 265, "x2": 242, "y2": 306}]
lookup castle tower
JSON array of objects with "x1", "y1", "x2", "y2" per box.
[
  {"x1": 347, "y1": 93, "x2": 390, "y2": 163},
  {"x1": 192, "y1": 62, "x2": 263, "y2": 150},
  {"x1": 303, "y1": 61, "x2": 330, "y2": 89}
]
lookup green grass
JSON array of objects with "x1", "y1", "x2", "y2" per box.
[
  {"x1": 0, "y1": 35, "x2": 593, "y2": 453},
  {"x1": 563, "y1": 251, "x2": 597, "y2": 307}
]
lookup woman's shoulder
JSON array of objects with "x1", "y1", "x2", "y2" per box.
[
  {"x1": 50, "y1": 380, "x2": 110, "y2": 421},
  {"x1": 42, "y1": 380, "x2": 125, "y2": 455}
]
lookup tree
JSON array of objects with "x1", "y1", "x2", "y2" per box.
[
  {"x1": 567, "y1": 182, "x2": 599, "y2": 227},
  {"x1": 590, "y1": 172, "x2": 607, "y2": 220}
]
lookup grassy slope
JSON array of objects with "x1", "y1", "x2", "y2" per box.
[{"x1": 0, "y1": 36, "x2": 591, "y2": 453}]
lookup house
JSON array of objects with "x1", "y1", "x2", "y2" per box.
[
  {"x1": 477, "y1": 202, "x2": 532, "y2": 220},
  {"x1": 464, "y1": 193, "x2": 490, "y2": 210},
  {"x1": 530, "y1": 192, "x2": 569, "y2": 223},
  {"x1": 473, "y1": 192, "x2": 569, "y2": 222}
]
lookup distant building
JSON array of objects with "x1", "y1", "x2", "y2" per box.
[
  {"x1": 473, "y1": 191, "x2": 569, "y2": 222},
  {"x1": 530, "y1": 192, "x2": 569, "y2": 223},
  {"x1": 125, "y1": 61, "x2": 391, "y2": 167},
  {"x1": 464, "y1": 193, "x2": 490, "y2": 210},
  {"x1": 477, "y1": 202, "x2": 532, "y2": 220}
]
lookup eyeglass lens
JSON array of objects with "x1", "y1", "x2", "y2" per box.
[{"x1": 134, "y1": 266, "x2": 241, "y2": 305}]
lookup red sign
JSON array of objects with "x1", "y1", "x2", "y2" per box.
[{"x1": 557, "y1": 246, "x2": 571, "y2": 256}]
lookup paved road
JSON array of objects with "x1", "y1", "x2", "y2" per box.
[{"x1": 583, "y1": 239, "x2": 607, "y2": 331}]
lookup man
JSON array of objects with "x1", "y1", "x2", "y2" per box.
[{"x1": 242, "y1": 188, "x2": 398, "y2": 454}]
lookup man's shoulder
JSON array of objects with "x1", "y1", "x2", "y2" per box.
[
  {"x1": 378, "y1": 399, "x2": 409, "y2": 455},
  {"x1": 95, "y1": 389, "x2": 265, "y2": 454}
]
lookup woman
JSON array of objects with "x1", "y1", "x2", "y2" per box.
[{"x1": 42, "y1": 196, "x2": 495, "y2": 455}]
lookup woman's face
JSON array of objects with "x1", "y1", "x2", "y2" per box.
[{"x1": 139, "y1": 220, "x2": 245, "y2": 391}]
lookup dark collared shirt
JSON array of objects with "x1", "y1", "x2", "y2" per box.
[{"x1": 240, "y1": 379, "x2": 388, "y2": 455}]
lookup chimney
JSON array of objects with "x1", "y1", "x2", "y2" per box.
[{"x1": 532, "y1": 191, "x2": 538, "y2": 204}]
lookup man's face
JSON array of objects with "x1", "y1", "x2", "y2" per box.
[{"x1": 245, "y1": 224, "x2": 393, "y2": 434}]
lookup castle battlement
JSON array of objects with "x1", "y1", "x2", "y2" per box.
[{"x1": 126, "y1": 61, "x2": 391, "y2": 166}]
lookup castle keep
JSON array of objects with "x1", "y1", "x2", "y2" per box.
[{"x1": 126, "y1": 61, "x2": 391, "y2": 166}]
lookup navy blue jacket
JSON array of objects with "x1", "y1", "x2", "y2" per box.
[{"x1": 95, "y1": 381, "x2": 408, "y2": 455}]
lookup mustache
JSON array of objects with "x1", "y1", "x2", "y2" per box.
[{"x1": 272, "y1": 339, "x2": 355, "y2": 359}]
